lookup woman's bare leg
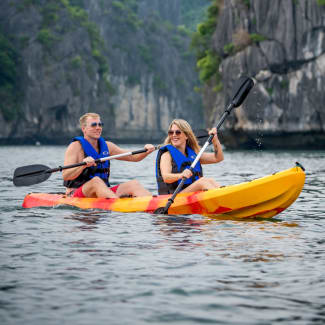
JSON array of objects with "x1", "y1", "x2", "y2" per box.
[{"x1": 181, "y1": 177, "x2": 220, "y2": 193}]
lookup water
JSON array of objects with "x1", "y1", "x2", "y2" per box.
[{"x1": 1, "y1": 145, "x2": 325, "y2": 325}]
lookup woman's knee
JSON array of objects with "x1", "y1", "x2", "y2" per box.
[
  {"x1": 208, "y1": 178, "x2": 219, "y2": 186},
  {"x1": 125, "y1": 179, "x2": 141, "y2": 189},
  {"x1": 205, "y1": 178, "x2": 219, "y2": 188},
  {"x1": 198, "y1": 177, "x2": 218, "y2": 189},
  {"x1": 199, "y1": 177, "x2": 211, "y2": 185}
]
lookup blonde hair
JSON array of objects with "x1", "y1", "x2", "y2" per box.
[
  {"x1": 79, "y1": 112, "x2": 100, "y2": 128},
  {"x1": 163, "y1": 119, "x2": 200, "y2": 153}
]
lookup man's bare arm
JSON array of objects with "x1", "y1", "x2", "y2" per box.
[
  {"x1": 107, "y1": 142, "x2": 155, "y2": 162},
  {"x1": 62, "y1": 142, "x2": 90, "y2": 180}
]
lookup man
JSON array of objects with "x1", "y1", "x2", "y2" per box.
[{"x1": 63, "y1": 112, "x2": 155, "y2": 198}]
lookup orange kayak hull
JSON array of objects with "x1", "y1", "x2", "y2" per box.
[{"x1": 22, "y1": 165, "x2": 305, "y2": 219}]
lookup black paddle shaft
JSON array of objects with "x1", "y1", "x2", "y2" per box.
[{"x1": 13, "y1": 147, "x2": 153, "y2": 187}]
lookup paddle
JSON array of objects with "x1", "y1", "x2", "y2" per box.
[
  {"x1": 13, "y1": 128, "x2": 212, "y2": 187},
  {"x1": 154, "y1": 76, "x2": 255, "y2": 215},
  {"x1": 13, "y1": 147, "x2": 159, "y2": 187}
]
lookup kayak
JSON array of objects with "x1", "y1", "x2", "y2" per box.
[{"x1": 22, "y1": 164, "x2": 305, "y2": 219}]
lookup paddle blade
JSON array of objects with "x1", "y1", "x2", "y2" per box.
[
  {"x1": 13, "y1": 164, "x2": 51, "y2": 186},
  {"x1": 194, "y1": 129, "x2": 209, "y2": 139},
  {"x1": 153, "y1": 207, "x2": 168, "y2": 215},
  {"x1": 232, "y1": 76, "x2": 254, "y2": 107},
  {"x1": 194, "y1": 128, "x2": 209, "y2": 145}
]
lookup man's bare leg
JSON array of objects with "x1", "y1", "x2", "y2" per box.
[
  {"x1": 82, "y1": 177, "x2": 118, "y2": 198},
  {"x1": 116, "y1": 180, "x2": 152, "y2": 197}
]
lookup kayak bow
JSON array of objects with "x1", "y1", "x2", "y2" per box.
[{"x1": 22, "y1": 164, "x2": 305, "y2": 219}]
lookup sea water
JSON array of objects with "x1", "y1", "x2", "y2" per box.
[{"x1": 1, "y1": 145, "x2": 325, "y2": 325}]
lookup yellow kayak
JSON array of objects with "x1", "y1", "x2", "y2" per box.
[{"x1": 22, "y1": 164, "x2": 305, "y2": 219}]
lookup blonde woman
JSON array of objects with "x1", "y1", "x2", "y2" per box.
[{"x1": 156, "y1": 119, "x2": 224, "y2": 195}]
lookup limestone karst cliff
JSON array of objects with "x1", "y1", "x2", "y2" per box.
[
  {"x1": 197, "y1": 0, "x2": 325, "y2": 149},
  {"x1": 1, "y1": 0, "x2": 324, "y2": 148},
  {"x1": 0, "y1": 0, "x2": 204, "y2": 144}
]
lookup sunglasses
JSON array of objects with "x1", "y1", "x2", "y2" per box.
[
  {"x1": 90, "y1": 122, "x2": 104, "y2": 128},
  {"x1": 168, "y1": 130, "x2": 182, "y2": 136}
]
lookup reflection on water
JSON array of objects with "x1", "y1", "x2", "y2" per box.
[
  {"x1": 154, "y1": 215, "x2": 209, "y2": 231},
  {"x1": 1, "y1": 146, "x2": 325, "y2": 324},
  {"x1": 66, "y1": 211, "x2": 105, "y2": 225}
]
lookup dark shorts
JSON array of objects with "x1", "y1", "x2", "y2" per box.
[{"x1": 70, "y1": 184, "x2": 120, "y2": 198}]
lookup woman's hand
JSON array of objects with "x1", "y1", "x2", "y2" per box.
[
  {"x1": 180, "y1": 168, "x2": 193, "y2": 179},
  {"x1": 209, "y1": 127, "x2": 219, "y2": 144},
  {"x1": 200, "y1": 127, "x2": 224, "y2": 164}
]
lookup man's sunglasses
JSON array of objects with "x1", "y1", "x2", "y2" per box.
[
  {"x1": 168, "y1": 130, "x2": 182, "y2": 136},
  {"x1": 90, "y1": 122, "x2": 104, "y2": 128}
]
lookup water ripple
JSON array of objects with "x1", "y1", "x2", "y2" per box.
[{"x1": 1, "y1": 146, "x2": 325, "y2": 324}]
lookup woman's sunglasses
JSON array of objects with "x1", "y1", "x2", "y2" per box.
[
  {"x1": 90, "y1": 122, "x2": 104, "y2": 128},
  {"x1": 168, "y1": 130, "x2": 182, "y2": 136}
]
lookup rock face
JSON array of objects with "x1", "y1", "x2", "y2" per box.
[
  {"x1": 206, "y1": 0, "x2": 325, "y2": 149},
  {"x1": 0, "y1": 0, "x2": 203, "y2": 144},
  {"x1": 85, "y1": 0, "x2": 202, "y2": 142}
]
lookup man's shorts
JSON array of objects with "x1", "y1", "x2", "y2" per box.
[{"x1": 70, "y1": 184, "x2": 120, "y2": 198}]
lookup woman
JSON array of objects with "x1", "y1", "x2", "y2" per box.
[{"x1": 156, "y1": 119, "x2": 224, "y2": 195}]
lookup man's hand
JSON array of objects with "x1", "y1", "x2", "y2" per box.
[{"x1": 83, "y1": 156, "x2": 97, "y2": 167}]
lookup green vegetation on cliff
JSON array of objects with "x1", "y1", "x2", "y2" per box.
[
  {"x1": 0, "y1": 32, "x2": 21, "y2": 121},
  {"x1": 191, "y1": 0, "x2": 222, "y2": 91},
  {"x1": 180, "y1": 0, "x2": 211, "y2": 31},
  {"x1": 191, "y1": 1, "x2": 267, "y2": 91},
  {"x1": 223, "y1": 32, "x2": 267, "y2": 55},
  {"x1": 24, "y1": 0, "x2": 111, "y2": 91},
  {"x1": 111, "y1": 0, "x2": 142, "y2": 30}
]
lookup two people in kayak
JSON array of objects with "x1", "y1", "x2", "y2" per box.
[{"x1": 63, "y1": 113, "x2": 224, "y2": 198}]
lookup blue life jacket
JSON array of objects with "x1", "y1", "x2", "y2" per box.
[
  {"x1": 156, "y1": 144, "x2": 203, "y2": 195},
  {"x1": 63, "y1": 136, "x2": 111, "y2": 188}
]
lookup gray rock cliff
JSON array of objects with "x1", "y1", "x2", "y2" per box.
[
  {"x1": 205, "y1": 0, "x2": 325, "y2": 149},
  {"x1": 0, "y1": 0, "x2": 203, "y2": 144}
]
